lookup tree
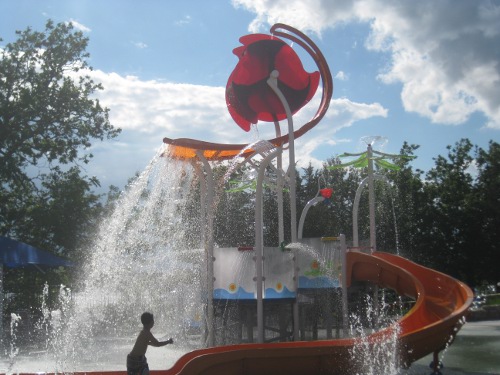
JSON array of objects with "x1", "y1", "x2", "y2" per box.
[
  {"x1": 471, "y1": 141, "x2": 500, "y2": 285},
  {"x1": 376, "y1": 142, "x2": 423, "y2": 257},
  {"x1": 215, "y1": 165, "x2": 256, "y2": 247},
  {"x1": 0, "y1": 20, "x2": 120, "y2": 241},
  {"x1": 418, "y1": 139, "x2": 477, "y2": 283},
  {"x1": 0, "y1": 20, "x2": 121, "y2": 312}
]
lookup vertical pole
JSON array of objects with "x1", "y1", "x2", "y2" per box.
[
  {"x1": 267, "y1": 70, "x2": 300, "y2": 341},
  {"x1": 292, "y1": 249, "x2": 299, "y2": 340},
  {"x1": 0, "y1": 264, "x2": 3, "y2": 347},
  {"x1": 366, "y1": 145, "x2": 379, "y2": 327},
  {"x1": 193, "y1": 163, "x2": 207, "y2": 248},
  {"x1": 340, "y1": 234, "x2": 349, "y2": 337},
  {"x1": 274, "y1": 122, "x2": 285, "y2": 246},
  {"x1": 367, "y1": 145, "x2": 376, "y2": 253},
  {"x1": 352, "y1": 180, "x2": 368, "y2": 249},
  {"x1": 196, "y1": 152, "x2": 215, "y2": 347},
  {"x1": 255, "y1": 150, "x2": 280, "y2": 343},
  {"x1": 266, "y1": 71, "x2": 297, "y2": 244}
]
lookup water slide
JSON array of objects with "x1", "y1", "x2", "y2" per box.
[
  {"x1": 146, "y1": 251, "x2": 472, "y2": 375},
  {"x1": 23, "y1": 251, "x2": 471, "y2": 375}
]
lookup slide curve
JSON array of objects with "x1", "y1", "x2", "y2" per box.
[{"x1": 21, "y1": 251, "x2": 472, "y2": 375}]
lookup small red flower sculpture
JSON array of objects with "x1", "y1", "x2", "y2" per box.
[
  {"x1": 226, "y1": 34, "x2": 320, "y2": 132},
  {"x1": 320, "y1": 188, "x2": 333, "y2": 199}
]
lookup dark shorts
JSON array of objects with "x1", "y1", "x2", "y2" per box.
[{"x1": 127, "y1": 354, "x2": 149, "y2": 375}]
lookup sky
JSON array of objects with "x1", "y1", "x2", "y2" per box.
[{"x1": 1, "y1": 0, "x2": 499, "y2": 192}]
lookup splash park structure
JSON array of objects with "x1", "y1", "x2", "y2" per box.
[{"x1": 13, "y1": 24, "x2": 472, "y2": 375}]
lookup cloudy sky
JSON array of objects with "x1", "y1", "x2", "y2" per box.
[{"x1": 1, "y1": 0, "x2": 499, "y2": 191}]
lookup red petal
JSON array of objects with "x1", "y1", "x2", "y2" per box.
[
  {"x1": 238, "y1": 33, "x2": 275, "y2": 46},
  {"x1": 231, "y1": 51, "x2": 271, "y2": 85},
  {"x1": 274, "y1": 45, "x2": 311, "y2": 90},
  {"x1": 226, "y1": 33, "x2": 320, "y2": 130}
]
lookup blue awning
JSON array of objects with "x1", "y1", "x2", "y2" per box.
[{"x1": 0, "y1": 236, "x2": 74, "y2": 268}]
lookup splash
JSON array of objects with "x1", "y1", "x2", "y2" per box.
[
  {"x1": 349, "y1": 295, "x2": 402, "y2": 375},
  {"x1": 12, "y1": 152, "x2": 203, "y2": 372},
  {"x1": 7, "y1": 313, "x2": 21, "y2": 371},
  {"x1": 61, "y1": 155, "x2": 199, "y2": 368}
]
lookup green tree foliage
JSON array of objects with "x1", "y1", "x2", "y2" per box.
[
  {"x1": 474, "y1": 141, "x2": 500, "y2": 283},
  {"x1": 374, "y1": 142, "x2": 423, "y2": 257},
  {"x1": 0, "y1": 20, "x2": 120, "y2": 311},
  {"x1": 260, "y1": 140, "x2": 498, "y2": 286},
  {"x1": 0, "y1": 20, "x2": 120, "y2": 243},
  {"x1": 417, "y1": 139, "x2": 477, "y2": 283},
  {"x1": 296, "y1": 159, "x2": 362, "y2": 240},
  {"x1": 415, "y1": 140, "x2": 500, "y2": 286},
  {"x1": 214, "y1": 166, "x2": 255, "y2": 247},
  {"x1": 182, "y1": 138, "x2": 498, "y2": 288}
]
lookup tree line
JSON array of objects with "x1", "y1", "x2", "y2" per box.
[{"x1": 200, "y1": 139, "x2": 500, "y2": 290}]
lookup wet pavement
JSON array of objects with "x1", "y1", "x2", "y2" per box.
[
  {"x1": 1, "y1": 320, "x2": 499, "y2": 374},
  {"x1": 404, "y1": 320, "x2": 500, "y2": 375}
]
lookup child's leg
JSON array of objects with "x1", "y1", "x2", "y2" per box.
[{"x1": 140, "y1": 363, "x2": 150, "y2": 375}]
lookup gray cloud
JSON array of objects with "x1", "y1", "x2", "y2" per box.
[{"x1": 234, "y1": 0, "x2": 500, "y2": 128}]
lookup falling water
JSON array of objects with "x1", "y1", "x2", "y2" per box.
[
  {"x1": 1, "y1": 150, "x2": 205, "y2": 373},
  {"x1": 1, "y1": 139, "x2": 474, "y2": 374},
  {"x1": 389, "y1": 195, "x2": 401, "y2": 256},
  {"x1": 349, "y1": 295, "x2": 402, "y2": 375},
  {"x1": 7, "y1": 313, "x2": 21, "y2": 372},
  {"x1": 58, "y1": 153, "x2": 202, "y2": 371},
  {"x1": 223, "y1": 139, "x2": 278, "y2": 183},
  {"x1": 434, "y1": 316, "x2": 468, "y2": 371},
  {"x1": 381, "y1": 183, "x2": 401, "y2": 256}
]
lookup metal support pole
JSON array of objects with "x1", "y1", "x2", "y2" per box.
[
  {"x1": 0, "y1": 264, "x2": 3, "y2": 347},
  {"x1": 366, "y1": 145, "x2": 380, "y2": 328},
  {"x1": 340, "y1": 234, "x2": 349, "y2": 337},
  {"x1": 266, "y1": 71, "x2": 297, "y2": 244},
  {"x1": 267, "y1": 70, "x2": 300, "y2": 341},
  {"x1": 255, "y1": 149, "x2": 281, "y2": 343},
  {"x1": 193, "y1": 163, "x2": 207, "y2": 248},
  {"x1": 367, "y1": 145, "x2": 376, "y2": 253},
  {"x1": 196, "y1": 152, "x2": 216, "y2": 347},
  {"x1": 352, "y1": 174, "x2": 388, "y2": 250},
  {"x1": 274, "y1": 122, "x2": 285, "y2": 245}
]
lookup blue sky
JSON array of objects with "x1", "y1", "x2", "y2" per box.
[{"x1": 1, "y1": 0, "x2": 499, "y2": 191}]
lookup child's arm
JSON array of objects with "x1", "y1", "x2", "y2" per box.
[{"x1": 147, "y1": 331, "x2": 173, "y2": 347}]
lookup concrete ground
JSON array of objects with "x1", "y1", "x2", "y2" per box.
[
  {"x1": 403, "y1": 320, "x2": 500, "y2": 375},
  {"x1": 1, "y1": 320, "x2": 498, "y2": 374}
]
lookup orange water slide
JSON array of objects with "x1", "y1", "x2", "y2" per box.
[
  {"x1": 149, "y1": 251, "x2": 473, "y2": 375},
  {"x1": 350, "y1": 251, "x2": 473, "y2": 365},
  {"x1": 21, "y1": 251, "x2": 472, "y2": 375}
]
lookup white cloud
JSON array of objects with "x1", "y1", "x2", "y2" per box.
[
  {"x1": 89, "y1": 70, "x2": 236, "y2": 141},
  {"x1": 232, "y1": 0, "x2": 500, "y2": 129},
  {"x1": 67, "y1": 19, "x2": 91, "y2": 33},
  {"x1": 276, "y1": 96, "x2": 388, "y2": 169},
  {"x1": 175, "y1": 15, "x2": 192, "y2": 26},
  {"x1": 335, "y1": 71, "x2": 348, "y2": 81},
  {"x1": 232, "y1": 0, "x2": 356, "y2": 34},
  {"x1": 132, "y1": 41, "x2": 148, "y2": 49},
  {"x1": 79, "y1": 69, "x2": 387, "y2": 187},
  {"x1": 90, "y1": 70, "x2": 387, "y2": 145}
]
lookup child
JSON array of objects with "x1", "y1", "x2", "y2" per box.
[{"x1": 127, "y1": 312, "x2": 174, "y2": 375}]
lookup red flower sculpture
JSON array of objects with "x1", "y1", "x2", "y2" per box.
[
  {"x1": 320, "y1": 188, "x2": 333, "y2": 199},
  {"x1": 226, "y1": 34, "x2": 320, "y2": 132}
]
